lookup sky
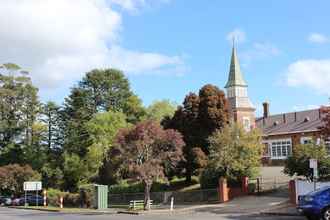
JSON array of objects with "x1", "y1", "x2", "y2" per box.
[{"x1": 1, "y1": 0, "x2": 330, "y2": 117}]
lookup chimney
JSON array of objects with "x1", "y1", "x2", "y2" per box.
[
  {"x1": 294, "y1": 112, "x2": 297, "y2": 122},
  {"x1": 283, "y1": 114, "x2": 286, "y2": 123},
  {"x1": 263, "y1": 102, "x2": 269, "y2": 118}
]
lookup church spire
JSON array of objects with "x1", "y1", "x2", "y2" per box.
[{"x1": 225, "y1": 41, "x2": 247, "y2": 88}]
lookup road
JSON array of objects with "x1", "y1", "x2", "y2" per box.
[{"x1": 0, "y1": 207, "x2": 305, "y2": 220}]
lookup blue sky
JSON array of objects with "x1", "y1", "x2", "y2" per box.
[{"x1": 1, "y1": 0, "x2": 330, "y2": 116}]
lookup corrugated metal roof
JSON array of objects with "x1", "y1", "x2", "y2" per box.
[{"x1": 256, "y1": 108, "x2": 323, "y2": 136}]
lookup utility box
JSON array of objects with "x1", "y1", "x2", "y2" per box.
[{"x1": 94, "y1": 184, "x2": 108, "y2": 209}]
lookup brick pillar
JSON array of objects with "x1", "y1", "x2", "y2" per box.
[
  {"x1": 289, "y1": 180, "x2": 296, "y2": 205},
  {"x1": 218, "y1": 177, "x2": 229, "y2": 203},
  {"x1": 241, "y1": 176, "x2": 249, "y2": 194}
]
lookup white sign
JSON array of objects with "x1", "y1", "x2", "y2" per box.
[
  {"x1": 24, "y1": 181, "x2": 42, "y2": 191},
  {"x1": 309, "y1": 159, "x2": 318, "y2": 169}
]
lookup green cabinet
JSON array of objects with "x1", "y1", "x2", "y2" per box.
[{"x1": 94, "y1": 184, "x2": 108, "y2": 209}]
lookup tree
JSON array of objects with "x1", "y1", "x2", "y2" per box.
[
  {"x1": 85, "y1": 111, "x2": 128, "y2": 180},
  {"x1": 0, "y1": 63, "x2": 41, "y2": 165},
  {"x1": 122, "y1": 95, "x2": 146, "y2": 124},
  {"x1": 41, "y1": 101, "x2": 64, "y2": 155},
  {"x1": 146, "y1": 99, "x2": 177, "y2": 122},
  {"x1": 207, "y1": 123, "x2": 263, "y2": 182},
  {"x1": 115, "y1": 120, "x2": 184, "y2": 210},
  {"x1": 62, "y1": 68, "x2": 140, "y2": 157},
  {"x1": 198, "y1": 84, "x2": 229, "y2": 153},
  {"x1": 78, "y1": 69, "x2": 133, "y2": 112},
  {"x1": 164, "y1": 84, "x2": 229, "y2": 182},
  {"x1": 62, "y1": 153, "x2": 88, "y2": 192},
  {"x1": 0, "y1": 164, "x2": 40, "y2": 196},
  {"x1": 284, "y1": 142, "x2": 330, "y2": 181}
]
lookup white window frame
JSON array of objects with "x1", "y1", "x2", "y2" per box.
[
  {"x1": 268, "y1": 138, "x2": 292, "y2": 160},
  {"x1": 300, "y1": 136, "x2": 313, "y2": 145},
  {"x1": 242, "y1": 116, "x2": 251, "y2": 132}
]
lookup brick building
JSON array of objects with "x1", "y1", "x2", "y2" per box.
[{"x1": 225, "y1": 44, "x2": 325, "y2": 165}]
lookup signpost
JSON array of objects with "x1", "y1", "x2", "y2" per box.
[
  {"x1": 309, "y1": 159, "x2": 318, "y2": 191},
  {"x1": 23, "y1": 181, "x2": 42, "y2": 207}
]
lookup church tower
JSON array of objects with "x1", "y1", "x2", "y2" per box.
[{"x1": 225, "y1": 43, "x2": 255, "y2": 131}]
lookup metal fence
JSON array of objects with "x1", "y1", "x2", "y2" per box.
[
  {"x1": 250, "y1": 177, "x2": 288, "y2": 194},
  {"x1": 109, "y1": 188, "x2": 219, "y2": 205}
]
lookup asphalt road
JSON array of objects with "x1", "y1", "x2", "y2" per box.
[{"x1": 0, "y1": 207, "x2": 305, "y2": 220}]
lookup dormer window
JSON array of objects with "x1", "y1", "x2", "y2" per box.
[{"x1": 304, "y1": 117, "x2": 310, "y2": 122}]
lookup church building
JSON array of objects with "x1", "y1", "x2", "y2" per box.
[{"x1": 224, "y1": 44, "x2": 326, "y2": 165}]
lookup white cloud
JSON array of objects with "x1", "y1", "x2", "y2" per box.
[
  {"x1": 226, "y1": 28, "x2": 246, "y2": 44},
  {"x1": 109, "y1": 0, "x2": 146, "y2": 11},
  {"x1": 0, "y1": 0, "x2": 185, "y2": 91},
  {"x1": 308, "y1": 33, "x2": 328, "y2": 44},
  {"x1": 286, "y1": 59, "x2": 330, "y2": 94},
  {"x1": 241, "y1": 42, "x2": 280, "y2": 65}
]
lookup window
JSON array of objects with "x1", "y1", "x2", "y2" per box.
[
  {"x1": 270, "y1": 139, "x2": 292, "y2": 159},
  {"x1": 325, "y1": 138, "x2": 330, "y2": 155},
  {"x1": 300, "y1": 137, "x2": 312, "y2": 145},
  {"x1": 243, "y1": 117, "x2": 251, "y2": 131}
]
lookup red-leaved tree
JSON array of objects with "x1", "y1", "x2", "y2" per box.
[{"x1": 115, "y1": 120, "x2": 184, "y2": 210}]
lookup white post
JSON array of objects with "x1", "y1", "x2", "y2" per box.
[
  {"x1": 43, "y1": 190, "x2": 47, "y2": 207},
  {"x1": 170, "y1": 197, "x2": 174, "y2": 211},
  {"x1": 60, "y1": 197, "x2": 63, "y2": 209}
]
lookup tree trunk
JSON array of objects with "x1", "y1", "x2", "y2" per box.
[
  {"x1": 185, "y1": 166, "x2": 192, "y2": 183},
  {"x1": 143, "y1": 182, "x2": 152, "y2": 210}
]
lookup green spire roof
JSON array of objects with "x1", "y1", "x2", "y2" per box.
[{"x1": 225, "y1": 44, "x2": 247, "y2": 88}]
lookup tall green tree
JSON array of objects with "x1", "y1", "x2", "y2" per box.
[
  {"x1": 63, "y1": 68, "x2": 141, "y2": 157},
  {"x1": 85, "y1": 111, "x2": 128, "y2": 180},
  {"x1": 146, "y1": 99, "x2": 177, "y2": 122},
  {"x1": 41, "y1": 101, "x2": 64, "y2": 154},
  {"x1": 0, "y1": 63, "x2": 40, "y2": 165}
]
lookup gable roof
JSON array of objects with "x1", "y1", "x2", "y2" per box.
[
  {"x1": 225, "y1": 45, "x2": 247, "y2": 88},
  {"x1": 255, "y1": 108, "x2": 323, "y2": 136}
]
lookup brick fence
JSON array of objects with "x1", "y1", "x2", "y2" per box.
[{"x1": 218, "y1": 177, "x2": 249, "y2": 202}]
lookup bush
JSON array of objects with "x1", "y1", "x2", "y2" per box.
[
  {"x1": 79, "y1": 184, "x2": 96, "y2": 208},
  {"x1": 63, "y1": 193, "x2": 80, "y2": 207},
  {"x1": 46, "y1": 188, "x2": 80, "y2": 207},
  {"x1": 47, "y1": 188, "x2": 64, "y2": 206},
  {"x1": 199, "y1": 166, "x2": 223, "y2": 189},
  {"x1": 109, "y1": 181, "x2": 144, "y2": 194},
  {"x1": 284, "y1": 143, "x2": 330, "y2": 181}
]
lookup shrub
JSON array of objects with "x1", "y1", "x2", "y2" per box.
[
  {"x1": 63, "y1": 193, "x2": 80, "y2": 207},
  {"x1": 199, "y1": 166, "x2": 223, "y2": 189},
  {"x1": 284, "y1": 142, "x2": 330, "y2": 181},
  {"x1": 79, "y1": 184, "x2": 96, "y2": 208},
  {"x1": 46, "y1": 188, "x2": 80, "y2": 207},
  {"x1": 47, "y1": 188, "x2": 64, "y2": 207},
  {"x1": 109, "y1": 181, "x2": 144, "y2": 194}
]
